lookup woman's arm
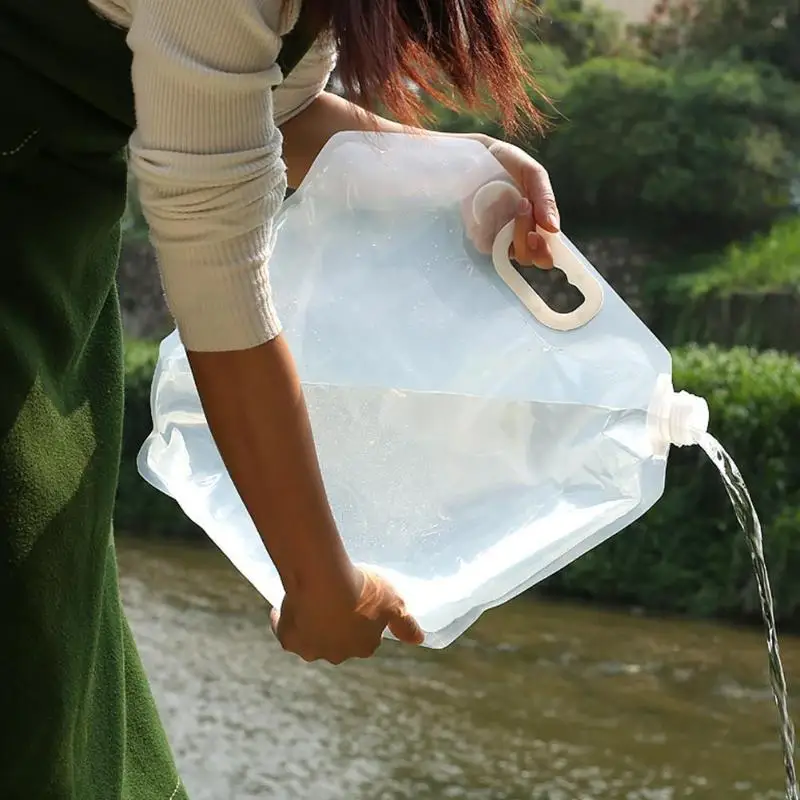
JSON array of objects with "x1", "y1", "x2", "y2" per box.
[
  {"x1": 280, "y1": 91, "x2": 490, "y2": 189},
  {"x1": 127, "y1": 0, "x2": 422, "y2": 662},
  {"x1": 189, "y1": 337, "x2": 424, "y2": 659},
  {"x1": 280, "y1": 91, "x2": 560, "y2": 268},
  {"x1": 187, "y1": 339, "x2": 353, "y2": 599}
]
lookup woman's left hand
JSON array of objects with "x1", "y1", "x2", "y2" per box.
[{"x1": 464, "y1": 139, "x2": 560, "y2": 270}]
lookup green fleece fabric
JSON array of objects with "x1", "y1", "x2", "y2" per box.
[
  {"x1": 0, "y1": 1, "x2": 188, "y2": 797},
  {"x1": 0, "y1": 1, "x2": 320, "y2": 798}
]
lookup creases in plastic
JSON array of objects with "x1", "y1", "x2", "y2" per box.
[{"x1": 138, "y1": 131, "x2": 676, "y2": 647}]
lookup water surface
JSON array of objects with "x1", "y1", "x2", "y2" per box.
[{"x1": 120, "y1": 536, "x2": 798, "y2": 800}]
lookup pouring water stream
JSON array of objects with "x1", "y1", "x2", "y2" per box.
[{"x1": 699, "y1": 433, "x2": 798, "y2": 799}]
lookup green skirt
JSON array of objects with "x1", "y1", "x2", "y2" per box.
[{"x1": 0, "y1": 1, "x2": 187, "y2": 797}]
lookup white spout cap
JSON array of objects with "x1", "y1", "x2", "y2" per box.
[{"x1": 648, "y1": 374, "x2": 710, "y2": 456}]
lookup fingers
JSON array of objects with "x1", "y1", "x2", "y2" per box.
[
  {"x1": 387, "y1": 607, "x2": 425, "y2": 646},
  {"x1": 515, "y1": 161, "x2": 558, "y2": 270},
  {"x1": 270, "y1": 605, "x2": 297, "y2": 654},
  {"x1": 526, "y1": 162, "x2": 560, "y2": 234},
  {"x1": 360, "y1": 569, "x2": 424, "y2": 646},
  {"x1": 465, "y1": 166, "x2": 559, "y2": 271},
  {"x1": 513, "y1": 198, "x2": 534, "y2": 267},
  {"x1": 269, "y1": 570, "x2": 424, "y2": 664},
  {"x1": 527, "y1": 232, "x2": 555, "y2": 270},
  {"x1": 512, "y1": 199, "x2": 555, "y2": 270}
]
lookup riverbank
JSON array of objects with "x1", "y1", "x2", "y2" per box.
[{"x1": 119, "y1": 339, "x2": 800, "y2": 631}]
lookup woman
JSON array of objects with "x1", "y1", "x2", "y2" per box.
[{"x1": 0, "y1": 0, "x2": 560, "y2": 797}]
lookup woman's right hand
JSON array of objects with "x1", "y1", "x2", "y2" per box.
[
  {"x1": 270, "y1": 567, "x2": 424, "y2": 663},
  {"x1": 187, "y1": 336, "x2": 423, "y2": 664}
]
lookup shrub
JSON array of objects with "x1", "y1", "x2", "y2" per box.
[
  {"x1": 676, "y1": 216, "x2": 800, "y2": 298},
  {"x1": 647, "y1": 218, "x2": 800, "y2": 352},
  {"x1": 520, "y1": 0, "x2": 638, "y2": 67},
  {"x1": 533, "y1": 57, "x2": 800, "y2": 245},
  {"x1": 636, "y1": 0, "x2": 800, "y2": 83},
  {"x1": 431, "y1": 55, "x2": 799, "y2": 247}
]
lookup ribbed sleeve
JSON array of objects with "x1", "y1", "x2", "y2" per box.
[{"x1": 88, "y1": 0, "x2": 336, "y2": 351}]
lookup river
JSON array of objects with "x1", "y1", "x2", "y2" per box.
[{"x1": 118, "y1": 535, "x2": 798, "y2": 800}]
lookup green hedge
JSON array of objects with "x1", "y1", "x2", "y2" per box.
[
  {"x1": 120, "y1": 341, "x2": 800, "y2": 628},
  {"x1": 644, "y1": 218, "x2": 800, "y2": 352},
  {"x1": 535, "y1": 57, "x2": 800, "y2": 245},
  {"x1": 676, "y1": 217, "x2": 800, "y2": 298}
]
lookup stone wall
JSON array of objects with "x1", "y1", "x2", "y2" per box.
[{"x1": 664, "y1": 291, "x2": 800, "y2": 354}]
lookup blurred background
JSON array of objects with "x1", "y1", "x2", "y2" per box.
[{"x1": 117, "y1": 1, "x2": 799, "y2": 797}]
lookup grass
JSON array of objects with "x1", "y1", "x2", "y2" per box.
[{"x1": 677, "y1": 216, "x2": 800, "y2": 298}]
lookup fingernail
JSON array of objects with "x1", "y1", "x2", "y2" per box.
[
  {"x1": 527, "y1": 231, "x2": 539, "y2": 249},
  {"x1": 517, "y1": 197, "x2": 531, "y2": 216},
  {"x1": 547, "y1": 213, "x2": 560, "y2": 231}
]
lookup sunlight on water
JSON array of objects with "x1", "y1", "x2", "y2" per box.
[{"x1": 700, "y1": 433, "x2": 798, "y2": 800}]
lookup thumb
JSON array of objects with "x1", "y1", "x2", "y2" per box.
[{"x1": 387, "y1": 606, "x2": 425, "y2": 646}]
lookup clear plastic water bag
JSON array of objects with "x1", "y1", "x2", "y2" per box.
[{"x1": 138, "y1": 132, "x2": 709, "y2": 647}]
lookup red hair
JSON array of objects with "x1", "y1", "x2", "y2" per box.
[{"x1": 300, "y1": 0, "x2": 541, "y2": 133}]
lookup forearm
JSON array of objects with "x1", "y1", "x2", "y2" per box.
[
  {"x1": 187, "y1": 338, "x2": 354, "y2": 596},
  {"x1": 280, "y1": 91, "x2": 492, "y2": 189}
]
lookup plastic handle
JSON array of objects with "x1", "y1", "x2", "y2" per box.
[{"x1": 473, "y1": 181, "x2": 604, "y2": 332}]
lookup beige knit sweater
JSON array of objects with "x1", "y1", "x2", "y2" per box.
[{"x1": 90, "y1": 0, "x2": 336, "y2": 351}]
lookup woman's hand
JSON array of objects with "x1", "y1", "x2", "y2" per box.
[
  {"x1": 281, "y1": 94, "x2": 559, "y2": 268},
  {"x1": 188, "y1": 338, "x2": 423, "y2": 666},
  {"x1": 465, "y1": 139, "x2": 560, "y2": 270},
  {"x1": 270, "y1": 567, "x2": 424, "y2": 663}
]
